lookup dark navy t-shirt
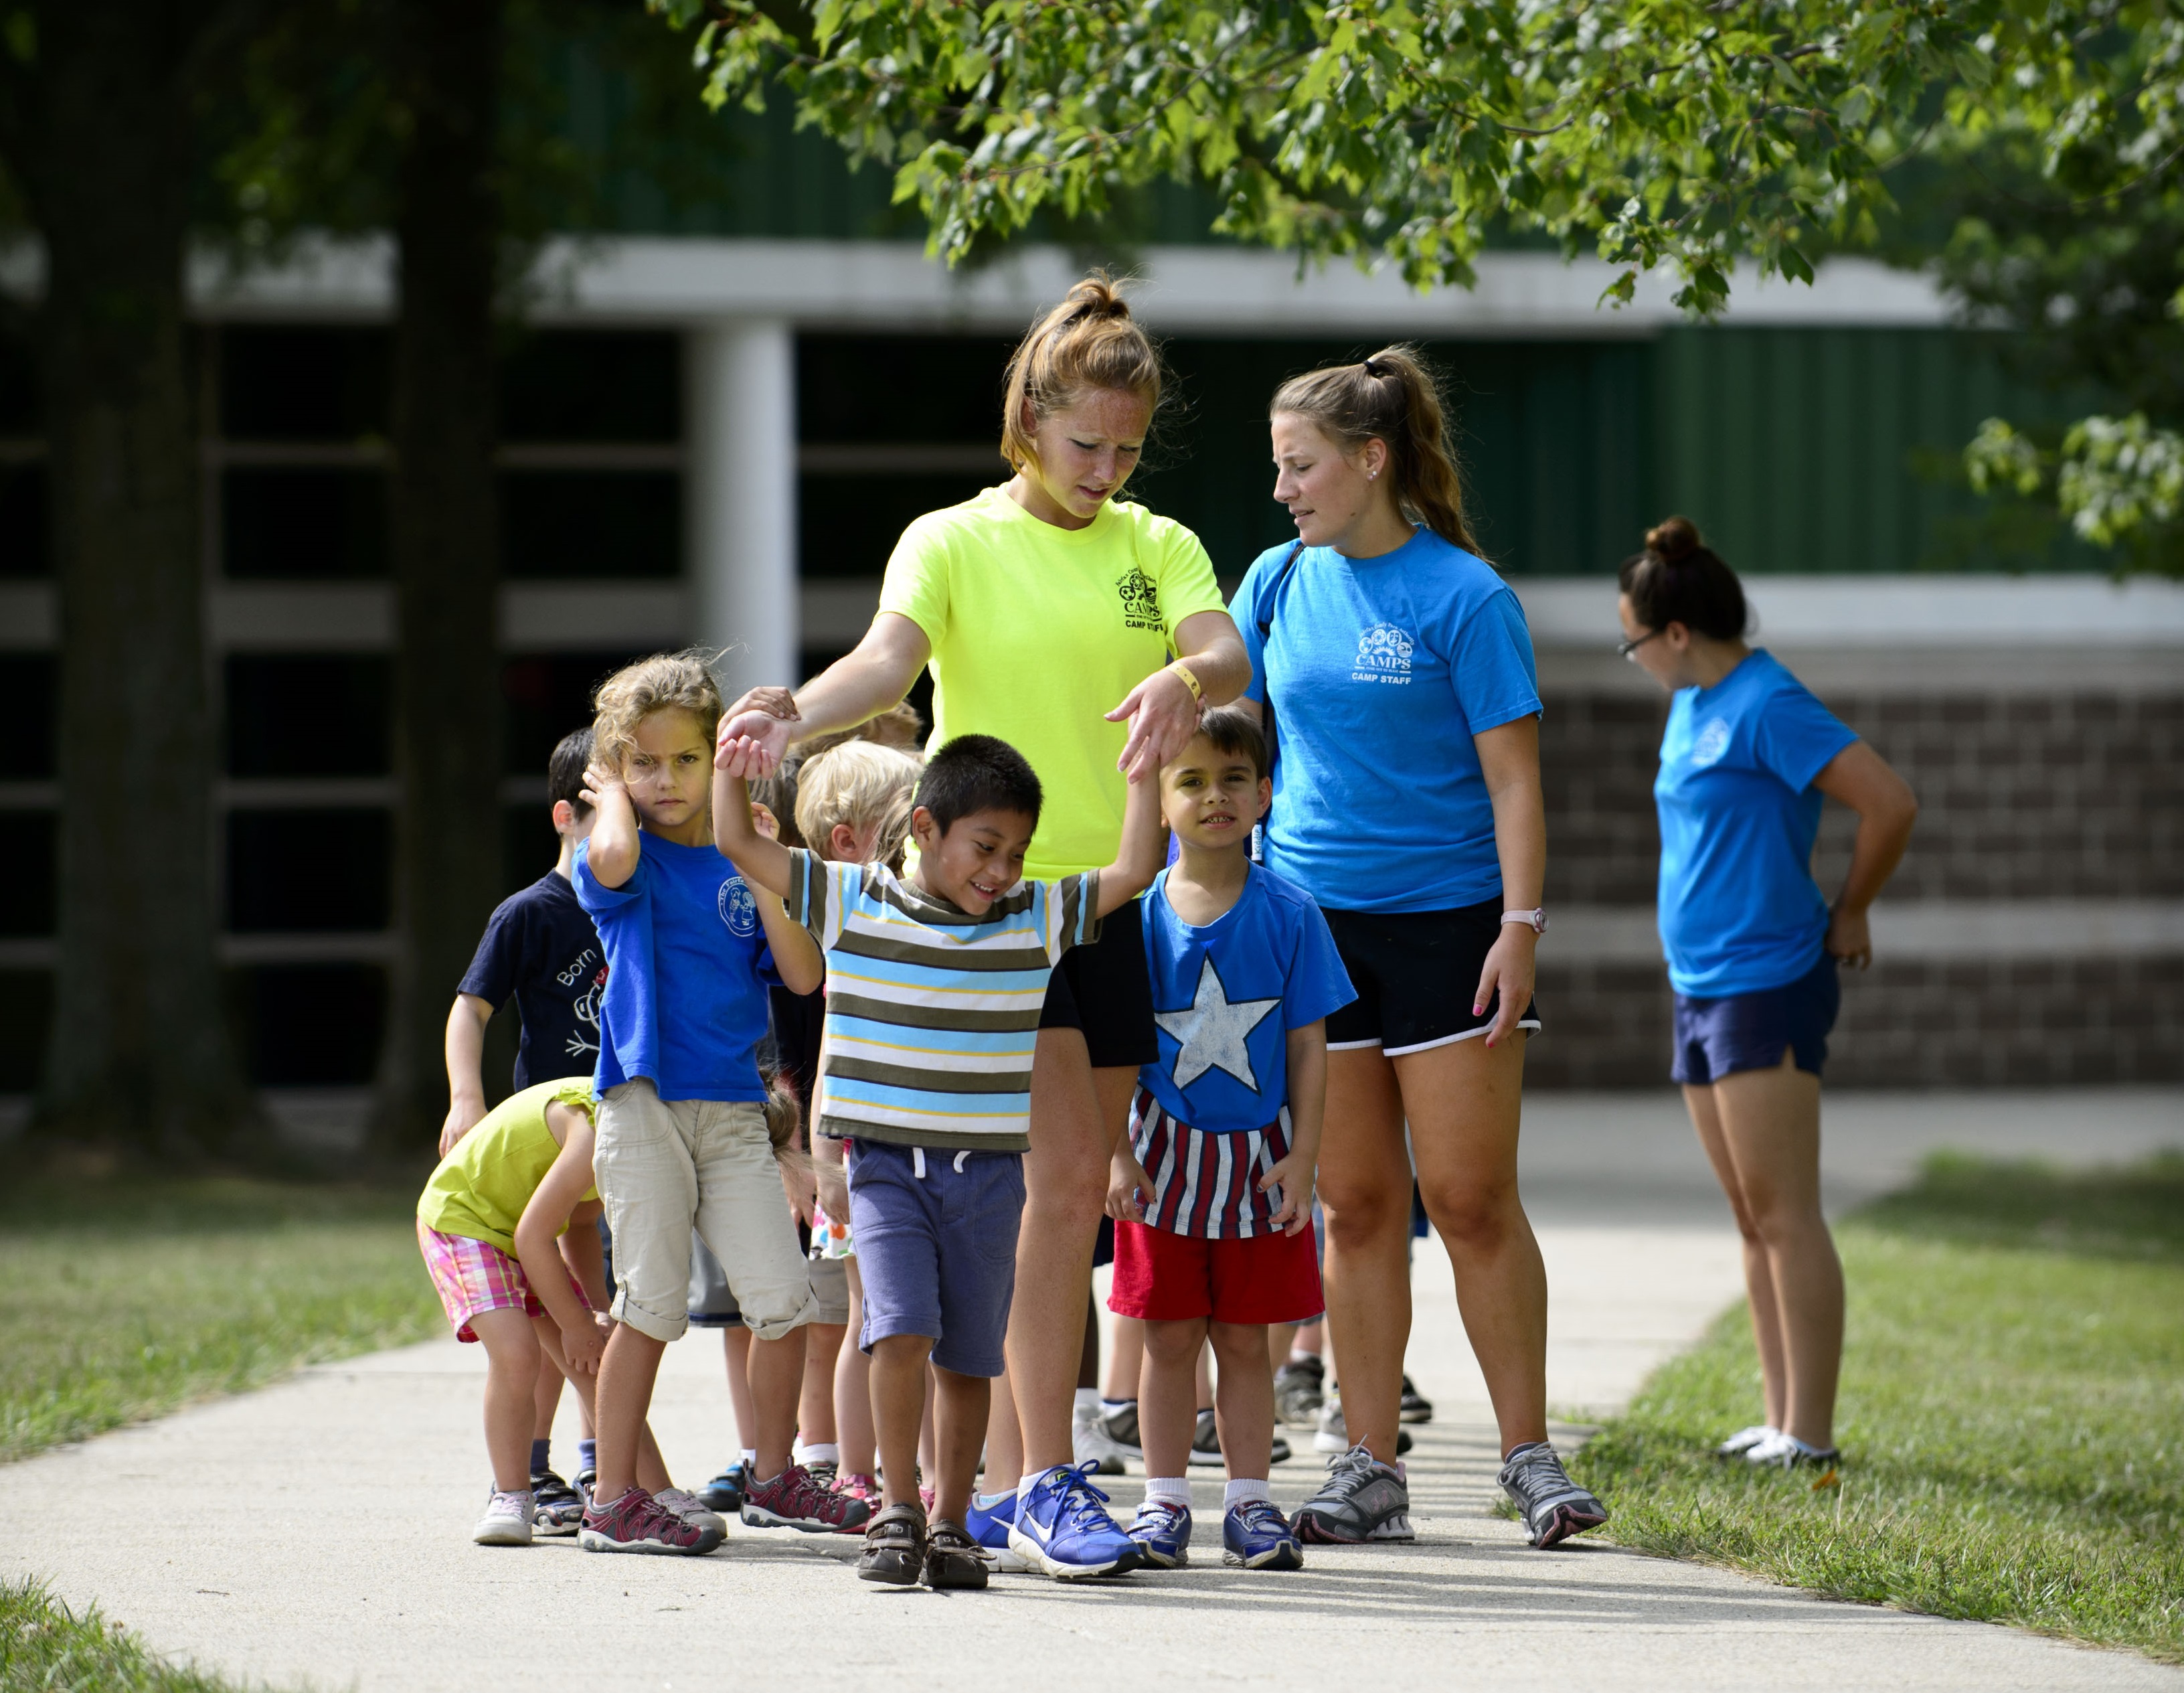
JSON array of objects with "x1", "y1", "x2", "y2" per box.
[{"x1": 456, "y1": 872, "x2": 606, "y2": 1092}]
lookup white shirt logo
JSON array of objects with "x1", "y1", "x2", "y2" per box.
[
  {"x1": 719, "y1": 878, "x2": 758, "y2": 937},
  {"x1": 1155, "y1": 957, "x2": 1282, "y2": 1092},
  {"x1": 1690, "y1": 717, "x2": 1732, "y2": 769},
  {"x1": 1351, "y1": 623, "x2": 1414, "y2": 685}
]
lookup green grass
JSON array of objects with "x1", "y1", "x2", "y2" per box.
[
  {"x1": 0, "y1": 1579, "x2": 262, "y2": 1692},
  {"x1": 1571, "y1": 1152, "x2": 2184, "y2": 1662},
  {"x1": 0, "y1": 1169, "x2": 442, "y2": 1464}
]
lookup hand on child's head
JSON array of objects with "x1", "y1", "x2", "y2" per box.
[
  {"x1": 581, "y1": 756, "x2": 624, "y2": 803},
  {"x1": 728, "y1": 685, "x2": 799, "y2": 722}
]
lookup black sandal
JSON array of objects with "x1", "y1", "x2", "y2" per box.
[
  {"x1": 857, "y1": 1502, "x2": 926, "y2": 1585},
  {"x1": 922, "y1": 1518, "x2": 989, "y2": 1590}
]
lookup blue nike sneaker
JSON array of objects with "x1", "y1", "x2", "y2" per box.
[
  {"x1": 1007, "y1": 1462, "x2": 1142, "y2": 1580},
  {"x1": 1223, "y1": 1498, "x2": 1305, "y2": 1570},
  {"x1": 1126, "y1": 1498, "x2": 1193, "y2": 1568},
  {"x1": 965, "y1": 1488, "x2": 1031, "y2": 1573}
]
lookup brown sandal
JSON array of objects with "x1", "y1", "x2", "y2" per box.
[
  {"x1": 857, "y1": 1502, "x2": 926, "y2": 1585},
  {"x1": 922, "y1": 1518, "x2": 989, "y2": 1590}
]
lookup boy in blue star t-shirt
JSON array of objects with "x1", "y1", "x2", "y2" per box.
[{"x1": 1105, "y1": 707, "x2": 1354, "y2": 1573}]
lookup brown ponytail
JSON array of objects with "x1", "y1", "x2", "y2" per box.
[
  {"x1": 1270, "y1": 346, "x2": 1479, "y2": 553},
  {"x1": 999, "y1": 273, "x2": 1167, "y2": 473}
]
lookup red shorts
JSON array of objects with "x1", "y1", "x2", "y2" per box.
[{"x1": 1108, "y1": 1220, "x2": 1324, "y2": 1325}]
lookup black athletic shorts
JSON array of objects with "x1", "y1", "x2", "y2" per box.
[
  {"x1": 1039, "y1": 898, "x2": 1158, "y2": 1069},
  {"x1": 1322, "y1": 897, "x2": 1542, "y2": 1056}
]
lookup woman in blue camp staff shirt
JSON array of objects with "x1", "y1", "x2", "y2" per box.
[
  {"x1": 1617, "y1": 517, "x2": 1917, "y2": 1474},
  {"x1": 1232, "y1": 348, "x2": 1608, "y2": 1552}
]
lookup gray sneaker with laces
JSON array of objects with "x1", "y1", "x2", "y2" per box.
[
  {"x1": 1498, "y1": 1443, "x2": 1608, "y2": 1548},
  {"x1": 1292, "y1": 1444, "x2": 1414, "y2": 1544}
]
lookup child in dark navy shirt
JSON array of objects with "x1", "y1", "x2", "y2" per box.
[{"x1": 442, "y1": 726, "x2": 606, "y2": 1532}]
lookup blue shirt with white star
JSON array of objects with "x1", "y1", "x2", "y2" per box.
[{"x1": 1138, "y1": 864, "x2": 1355, "y2": 1134}]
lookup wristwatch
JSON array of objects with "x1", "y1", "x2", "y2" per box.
[{"x1": 1501, "y1": 908, "x2": 1548, "y2": 935}]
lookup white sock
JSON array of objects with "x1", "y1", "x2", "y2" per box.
[
  {"x1": 794, "y1": 1442, "x2": 839, "y2": 1467},
  {"x1": 740, "y1": 1448, "x2": 757, "y2": 1467},
  {"x1": 1017, "y1": 1465, "x2": 1062, "y2": 1503},
  {"x1": 1099, "y1": 1397, "x2": 1132, "y2": 1417},
  {"x1": 1074, "y1": 1387, "x2": 1100, "y2": 1416},
  {"x1": 1224, "y1": 1478, "x2": 1273, "y2": 1509},
  {"x1": 1287, "y1": 1349, "x2": 1319, "y2": 1366},
  {"x1": 1145, "y1": 1477, "x2": 1191, "y2": 1507}
]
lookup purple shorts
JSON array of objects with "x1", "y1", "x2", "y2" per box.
[
  {"x1": 845, "y1": 1139, "x2": 1025, "y2": 1378},
  {"x1": 1671, "y1": 953, "x2": 1840, "y2": 1086}
]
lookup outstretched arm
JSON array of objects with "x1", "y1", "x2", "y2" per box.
[
  {"x1": 1093, "y1": 771, "x2": 1167, "y2": 919},
  {"x1": 748, "y1": 802, "x2": 823, "y2": 995},
  {"x1": 710, "y1": 752, "x2": 797, "y2": 901},
  {"x1": 717, "y1": 614, "x2": 934, "y2": 777},
  {"x1": 1813, "y1": 741, "x2": 1918, "y2": 968}
]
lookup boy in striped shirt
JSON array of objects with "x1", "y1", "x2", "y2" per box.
[
  {"x1": 714, "y1": 731, "x2": 1162, "y2": 1591},
  {"x1": 1105, "y1": 708, "x2": 1355, "y2": 1572}
]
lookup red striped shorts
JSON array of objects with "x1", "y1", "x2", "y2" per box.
[{"x1": 416, "y1": 1219, "x2": 589, "y2": 1343}]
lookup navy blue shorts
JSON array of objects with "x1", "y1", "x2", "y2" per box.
[
  {"x1": 845, "y1": 1139, "x2": 1025, "y2": 1378},
  {"x1": 1671, "y1": 954, "x2": 1840, "y2": 1086}
]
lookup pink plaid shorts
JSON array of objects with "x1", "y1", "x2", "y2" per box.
[{"x1": 416, "y1": 1220, "x2": 590, "y2": 1343}]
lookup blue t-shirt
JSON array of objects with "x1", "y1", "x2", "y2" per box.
[
  {"x1": 1233, "y1": 528, "x2": 1542, "y2": 913},
  {"x1": 572, "y1": 833, "x2": 780, "y2": 1102},
  {"x1": 456, "y1": 872, "x2": 605, "y2": 1091},
  {"x1": 1139, "y1": 864, "x2": 1356, "y2": 1134},
  {"x1": 1655, "y1": 649, "x2": 1859, "y2": 998}
]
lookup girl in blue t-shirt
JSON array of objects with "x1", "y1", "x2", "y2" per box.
[
  {"x1": 1617, "y1": 517, "x2": 1917, "y2": 1476},
  {"x1": 1234, "y1": 347, "x2": 1604, "y2": 1552}
]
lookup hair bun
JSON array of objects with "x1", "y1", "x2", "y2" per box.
[
  {"x1": 1064, "y1": 274, "x2": 1130, "y2": 320},
  {"x1": 1646, "y1": 515, "x2": 1701, "y2": 563}
]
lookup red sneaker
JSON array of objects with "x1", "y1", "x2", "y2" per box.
[
  {"x1": 579, "y1": 1485, "x2": 716, "y2": 1555},
  {"x1": 742, "y1": 1463, "x2": 874, "y2": 1534}
]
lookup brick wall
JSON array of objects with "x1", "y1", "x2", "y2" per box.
[{"x1": 1531, "y1": 685, "x2": 2184, "y2": 1089}]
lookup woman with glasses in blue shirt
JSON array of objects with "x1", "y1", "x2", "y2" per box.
[{"x1": 1616, "y1": 517, "x2": 1917, "y2": 1475}]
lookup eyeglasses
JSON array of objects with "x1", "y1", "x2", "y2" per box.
[{"x1": 1616, "y1": 629, "x2": 1663, "y2": 661}]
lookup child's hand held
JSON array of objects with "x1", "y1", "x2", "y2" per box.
[{"x1": 1107, "y1": 1153, "x2": 1151, "y2": 1224}]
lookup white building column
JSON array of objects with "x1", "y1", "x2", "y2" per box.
[{"x1": 686, "y1": 319, "x2": 798, "y2": 699}]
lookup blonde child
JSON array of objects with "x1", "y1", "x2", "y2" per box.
[
  {"x1": 574, "y1": 653, "x2": 868, "y2": 1555},
  {"x1": 416, "y1": 1080, "x2": 707, "y2": 1547}
]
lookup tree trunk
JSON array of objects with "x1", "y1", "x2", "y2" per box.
[
  {"x1": 373, "y1": 0, "x2": 506, "y2": 1151},
  {"x1": 17, "y1": 1, "x2": 260, "y2": 1156}
]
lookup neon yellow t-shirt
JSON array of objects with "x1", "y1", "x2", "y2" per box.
[
  {"x1": 879, "y1": 485, "x2": 1229, "y2": 879},
  {"x1": 416, "y1": 1078, "x2": 598, "y2": 1255}
]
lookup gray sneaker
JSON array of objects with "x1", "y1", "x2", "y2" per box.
[
  {"x1": 1312, "y1": 1392, "x2": 1412, "y2": 1457},
  {"x1": 1274, "y1": 1357, "x2": 1325, "y2": 1427},
  {"x1": 1293, "y1": 1445, "x2": 1414, "y2": 1544},
  {"x1": 1498, "y1": 1443, "x2": 1608, "y2": 1548}
]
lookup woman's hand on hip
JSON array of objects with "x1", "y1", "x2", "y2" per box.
[
  {"x1": 1107, "y1": 665, "x2": 1201, "y2": 782},
  {"x1": 1825, "y1": 904, "x2": 1873, "y2": 969},
  {"x1": 1474, "y1": 925, "x2": 1537, "y2": 1049}
]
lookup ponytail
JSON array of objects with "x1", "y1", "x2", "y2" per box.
[
  {"x1": 1000, "y1": 273, "x2": 1167, "y2": 472},
  {"x1": 1616, "y1": 516, "x2": 1748, "y2": 641},
  {"x1": 1270, "y1": 345, "x2": 1479, "y2": 553}
]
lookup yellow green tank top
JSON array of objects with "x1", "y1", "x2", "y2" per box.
[{"x1": 416, "y1": 1078, "x2": 598, "y2": 1255}]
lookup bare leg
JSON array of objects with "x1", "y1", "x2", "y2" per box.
[
  {"x1": 591, "y1": 1323, "x2": 665, "y2": 1500},
  {"x1": 1195, "y1": 1340, "x2": 1215, "y2": 1413},
  {"x1": 801, "y1": 1322, "x2": 845, "y2": 1447},
  {"x1": 1686, "y1": 1081, "x2": 1788, "y2": 1429},
  {"x1": 1139, "y1": 1317, "x2": 1211, "y2": 1479},
  {"x1": 869, "y1": 1333, "x2": 934, "y2": 1511},
  {"x1": 531, "y1": 1317, "x2": 670, "y2": 1494},
  {"x1": 1209, "y1": 1322, "x2": 1275, "y2": 1481},
  {"x1": 1711, "y1": 1054, "x2": 1841, "y2": 1447},
  {"x1": 1003, "y1": 1030, "x2": 1135, "y2": 1482},
  {"x1": 1078, "y1": 1287, "x2": 1101, "y2": 1389},
  {"x1": 1102, "y1": 1317, "x2": 1145, "y2": 1403},
  {"x1": 722, "y1": 1325, "x2": 756, "y2": 1455},
  {"x1": 984, "y1": 1362, "x2": 1023, "y2": 1489},
  {"x1": 835, "y1": 1260, "x2": 877, "y2": 1476},
  {"x1": 529, "y1": 1350, "x2": 564, "y2": 1452},
  {"x1": 918, "y1": 1362, "x2": 938, "y2": 1480},
  {"x1": 746, "y1": 1327, "x2": 809, "y2": 1481},
  {"x1": 1317, "y1": 1048, "x2": 1414, "y2": 1467},
  {"x1": 470, "y1": 1309, "x2": 543, "y2": 1493},
  {"x1": 930, "y1": 1368, "x2": 992, "y2": 1527}
]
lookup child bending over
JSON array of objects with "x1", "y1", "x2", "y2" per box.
[
  {"x1": 1106, "y1": 708, "x2": 1355, "y2": 1570},
  {"x1": 716, "y1": 731, "x2": 1163, "y2": 1589},
  {"x1": 574, "y1": 653, "x2": 867, "y2": 1556},
  {"x1": 417, "y1": 1080, "x2": 696, "y2": 1547}
]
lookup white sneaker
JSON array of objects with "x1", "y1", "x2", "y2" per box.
[
  {"x1": 1714, "y1": 1424, "x2": 1780, "y2": 1459},
  {"x1": 1313, "y1": 1392, "x2": 1350, "y2": 1455},
  {"x1": 473, "y1": 1488, "x2": 535, "y2": 1546},
  {"x1": 1073, "y1": 1401, "x2": 1134, "y2": 1475},
  {"x1": 655, "y1": 1487, "x2": 730, "y2": 1539}
]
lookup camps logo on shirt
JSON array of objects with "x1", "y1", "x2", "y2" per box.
[
  {"x1": 719, "y1": 877, "x2": 758, "y2": 938},
  {"x1": 1351, "y1": 623, "x2": 1415, "y2": 685},
  {"x1": 1690, "y1": 716, "x2": 1732, "y2": 769},
  {"x1": 1116, "y1": 568, "x2": 1165, "y2": 633}
]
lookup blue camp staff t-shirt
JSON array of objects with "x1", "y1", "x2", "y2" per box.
[
  {"x1": 1139, "y1": 865, "x2": 1356, "y2": 1135},
  {"x1": 456, "y1": 872, "x2": 605, "y2": 1091},
  {"x1": 1232, "y1": 528, "x2": 1542, "y2": 913},
  {"x1": 1654, "y1": 649, "x2": 1859, "y2": 999},
  {"x1": 573, "y1": 833, "x2": 779, "y2": 1102}
]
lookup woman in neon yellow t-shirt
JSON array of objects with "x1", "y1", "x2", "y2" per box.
[{"x1": 720, "y1": 277, "x2": 1249, "y2": 1562}]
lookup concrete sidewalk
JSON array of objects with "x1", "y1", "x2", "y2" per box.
[{"x1": 5, "y1": 1089, "x2": 2179, "y2": 1691}]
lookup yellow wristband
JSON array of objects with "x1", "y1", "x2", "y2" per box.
[{"x1": 1167, "y1": 659, "x2": 1203, "y2": 700}]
